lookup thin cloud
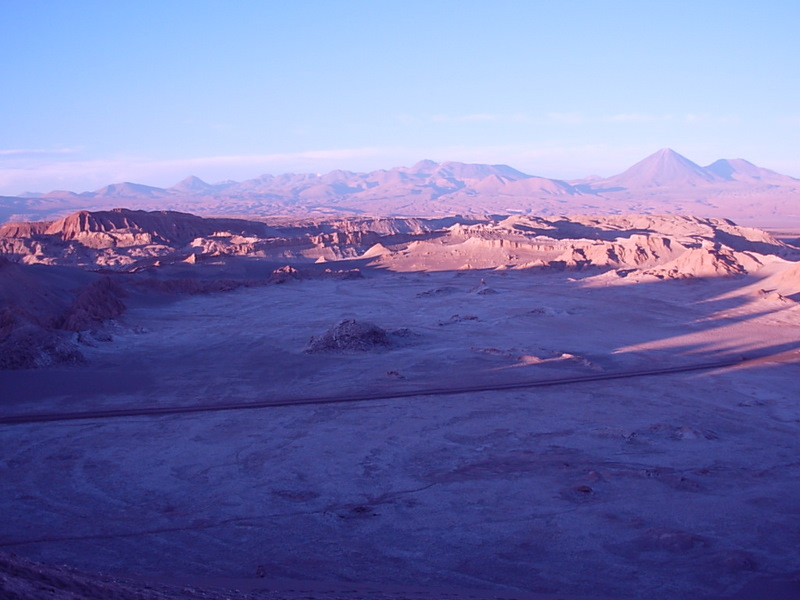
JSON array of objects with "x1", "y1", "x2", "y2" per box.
[
  {"x1": 156, "y1": 147, "x2": 396, "y2": 169},
  {"x1": 0, "y1": 147, "x2": 81, "y2": 157},
  {"x1": 546, "y1": 113, "x2": 738, "y2": 125},
  {"x1": 604, "y1": 113, "x2": 673, "y2": 123},
  {"x1": 0, "y1": 147, "x2": 406, "y2": 194},
  {"x1": 683, "y1": 113, "x2": 740, "y2": 124},
  {"x1": 429, "y1": 114, "x2": 487, "y2": 123},
  {"x1": 546, "y1": 112, "x2": 586, "y2": 125},
  {"x1": 468, "y1": 114, "x2": 503, "y2": 122},
  {"x1": 0, "y1": 143, "x2": 651, "y2": 194},
  {"x1": 397, "y1": 113, "x2": 531, "y2": 124},
  {"x1": 1, "y1": 141, "x2": 784, "y2": 195}
]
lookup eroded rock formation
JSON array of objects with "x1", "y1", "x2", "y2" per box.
[
  {"x1": 306, "y1": 320, "x2": 391, "y2": 352},
  {"x1": 3, "y1": 209, "x2": 792, "y2": 279},
  {"x1": 1, "y1": 209, "x2": 798, "y2": 370}
]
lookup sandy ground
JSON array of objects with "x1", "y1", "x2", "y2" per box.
[{"x1": 2, "y1": 266, "x2": 800, "y2": 599}]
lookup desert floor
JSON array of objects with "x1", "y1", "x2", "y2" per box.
[{"x1": 2, "y1": 265, "x2": 800, "y2": 599}]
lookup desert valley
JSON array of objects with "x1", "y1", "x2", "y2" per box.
[{"x1": 1, "y1": 149, "x2": 800, "y2": 600}]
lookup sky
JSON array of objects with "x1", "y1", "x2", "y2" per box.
[{"x1": 1, "y1": 0, "x2": 799, "y2": 194}]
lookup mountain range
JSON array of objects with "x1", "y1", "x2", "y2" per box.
[{"x1": 2, "y1": 149, "x2": 798, "y2": 227}]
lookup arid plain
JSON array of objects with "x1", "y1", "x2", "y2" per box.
[{"x1": 2, "y1": 151, "x2": 800, "y2": 600}]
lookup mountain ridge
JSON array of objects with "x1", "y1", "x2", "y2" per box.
[
  {"x1": 32, "y1": 149, "x2": 798, "y2": 198},
  {"x1": 2, "y1": 149, "x2": 798, "y2": 227}
]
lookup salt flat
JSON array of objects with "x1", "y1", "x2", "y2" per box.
[{"x1": 2, "y1": 265, "x2": 800, "y2": 599}]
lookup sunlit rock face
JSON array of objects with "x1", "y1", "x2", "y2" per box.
[{"x1": 0, "y1": 209, "x2": 792, "y2": 276}]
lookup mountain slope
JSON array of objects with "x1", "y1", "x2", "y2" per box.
[
  {"x1": 704, "y1": 158, "x2": 798, "y2": 184},
  {"x1": 596, "y1": 148, "x2": 722, "y2": 189},
  {"x1": 92, "y1": 182, "x2": 169, "y2": 199},
  {"x1": 168, "y1": 175, "x2": 217, "y2": 194}
]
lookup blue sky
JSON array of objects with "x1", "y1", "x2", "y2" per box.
[{"x1": 1, "y1": 0, "x2": 798, "y2": 194}]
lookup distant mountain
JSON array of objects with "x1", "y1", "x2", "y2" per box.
[
  {"x1": 596, "y1": 148, "x2": 721, "y2": 189},
  {"x1": 42, "y1": 190, "x2": 82, "y2": 199},
  {"x1": 574, "y1": 149, "x2": 800, "y2": 226},
  {"x1": 0, "y1": 153, "x2": 798, "y2": 227},
  {"x1": 704, "y1": 158, "x2": 795, "y2": 184},
  {"x1": 421, "y1": 160, "x2": 531, "y2": 182},
  {"x1": 591, "y1": 148, "x2": 799, "y2": 191},
  {"x1": 93, "y1": 182, "x2": 169, "y2": 199},
  {"x1": 169, "y1": 175, "x2": 216, "y2": 194}
]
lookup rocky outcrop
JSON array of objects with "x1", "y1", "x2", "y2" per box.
[
  {"x1": 0, "y1": 262, "x2": 126, "y2": 369},
  {"x1": 0, "y1": 308, "x2": 85, "y2": 369},
  {"x1": 641, "y1": 245, "x2": 761, "y2": 279},
  {"x1": 58, "y1": 277, "x2": 127, "y2": 331},
  {"x1": 0, "y1": 210, "x2": 450, "y2": 268},
  {"x1": 0, "y1": 210, "x2": 796, "y2": 281},
  {"x1": 44, "y1": 208, "x2": 273, "y2": 246},
  {"x1": 268, "y1": 265, "x2": 302, "y2": 284},
  {"x1": 0, "y1": 220, "x2": 50, "y2": 238},
  {"x1": 306, "y1": 320, "x2": 391, "y2": 352}
]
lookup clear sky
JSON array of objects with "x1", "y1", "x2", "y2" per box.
[{"x1": 2, "y1": 0, "x2": 798, "y2": 194}]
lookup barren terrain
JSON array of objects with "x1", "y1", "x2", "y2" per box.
[{"x1": 2, "y1": 208, "x2": 800, "y2": 599}]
